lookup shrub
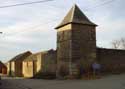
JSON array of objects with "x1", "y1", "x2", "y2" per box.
[{"x1": 33, "y1": 72, "x2": 56, "y2": 79}]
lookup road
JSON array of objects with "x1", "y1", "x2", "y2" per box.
[{"x1": 1, "y1": 74, "x2": 125, "y2": 89}]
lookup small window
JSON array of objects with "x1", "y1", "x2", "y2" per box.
[{"x1": 90, "y1": 30, "x2": 95, "y2": 40}]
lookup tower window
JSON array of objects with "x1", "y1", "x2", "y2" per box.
[{"x1": 90, "y1": 30, "x2": 95, "y2": 40}]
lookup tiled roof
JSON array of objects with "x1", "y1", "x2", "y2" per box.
[
  {"x1": 9, "y1": 51, "x2": 32, "y2": 62},
  {"x1": 23, "y1": 51, "x2": 47, "y2": 61},
  {"x1": 55, "y1": 4, "x2": 97, "y2": 29},
  {"x1": 23, "y1": 49, "x2": 56, "y2": 61}
]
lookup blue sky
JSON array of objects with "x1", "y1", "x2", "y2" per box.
[{"x1": 0, "y1": 0, "x2": 125, "y2": 62}]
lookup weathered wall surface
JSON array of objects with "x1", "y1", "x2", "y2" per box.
[
  {"x1": 42, "y1": 50, "x2": 57, "y2": 74},
  {"x1": 10, "y1": 61, "x2": 15, "y2": 76},
  {"x1": 0, "y1": 61, "x2": 7, "y2": 74},
  {"x1": 23, "y1": 50, "x2": 56, "y2": 78},
  {"x1": 7, "y1": 62, "x2": 10, "y2": 75},
  {"x1": 23, "y1": 61, "x2": 36, "y2": 78},
  {"x1": 7, "y1": 51, "x2": 32, "y2": 77},
  {"x1": 57, "y1": 24, "x2": 72, "y2": 76},
  {"x1": 22, "y1": 53, "x2": 38, "y2": 78},
  {"x1": 97, "y1": 48, "x2": 125, "y2": 73},
  {"x1": 15, "y1": 61, "x2": 25, "y2": 77},
  {"x1": 36, "y1": 53, "x2": 42, "y2": 73},
  {"x1": 72, "y1": 24, "x2": 96, "y2": 68},
  {"x1": 57, "y1": 24, "x2": 96, "y2": 77}
]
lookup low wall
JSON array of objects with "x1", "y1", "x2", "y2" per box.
[
  {"x1": 97, "y1": 48, "x2": 125, "y2": 73},
  {"x1": 42, "y1": 50, "x2": 57, "y2": 74}
]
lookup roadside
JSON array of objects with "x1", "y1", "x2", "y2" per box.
[{"x1": 0, "y1": 74, "x2": 125, "y2": 89}]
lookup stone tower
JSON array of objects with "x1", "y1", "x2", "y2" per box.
[{"x1": 55, "y1": 4, "x2": 97, "y2": 77}]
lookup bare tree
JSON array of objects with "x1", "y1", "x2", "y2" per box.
[
  {"x1": 120, "y1": 38, "x2": 125, "y2": 49},
  {"x1": 111, "y1": 38, "x2": 125, "y2": 49},
  {"x1": 111, "y1": 40, "x2": 121, "y2": 49}
]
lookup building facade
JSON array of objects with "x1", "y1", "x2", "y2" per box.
[
  {"x1": 7, "y1": 51, "x2": 32, "y2": 77},
  {"x1": 23, "y1": 49, "x2": 56, "y2": 78}
]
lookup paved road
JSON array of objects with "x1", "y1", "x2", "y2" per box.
[{"x1": 1, "y1": 74, "x2": 125, "y2": 89}]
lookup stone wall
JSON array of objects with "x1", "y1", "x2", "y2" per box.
[
  {"x1": 72, "y1": 24, "x2": 96, "y2": 68},
  {"x1": 42, "y1": 50, "x2": 57, "y2": 74},
  {"x1": 97, "y1": 48, "x2": 125, "y2": 73},
  {"x1": 22, "y1": 61, "x2": 36, "y2": 78},
  {"x1": 23, "y1": 53, "x2": 38, "y2": 78},
  {"x1": 0, "y1": 61, "x2": 7, "y2": 74},
  {"x1": 10, "y1": 61, "x2": 15, "y2": 76},
  {"x1": 36, "y1": 53, "x2": 42, "y2": 73},
  {"x1": 57, "y1": 24, "x2": 96, "y2": 77},
  {"x1": 23, "y1": 50, "x2": 56, "y2": 78},
  {"x1": 7, "y1": 51, "x2": 32, "y2": 77},
  {"x1": 57, "y1": 24, "x2": 72, "y2": 76},
  {"x1": 15, "y1": 61, "x2": 23, "y2": 77},
  {"x1": 7, "y1": 62, "x2": 10, "y2": 75}
]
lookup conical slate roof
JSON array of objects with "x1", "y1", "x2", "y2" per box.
[{"x1": 55, "y1": 4, "x2": 97, "y2": 29}]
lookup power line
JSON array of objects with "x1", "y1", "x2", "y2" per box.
[
  {"x1": 93, "y1": 0, "x2": 115, "y2": 8},
  {"x1": 0, "y1": 0, "x2": 54, "y2": 9},
  {"x1": 4, "y1": 0, "x2": 117, "y2": 36},
  {"x1": 1, "y1": 0, "x2": 118, "y2": 36},
  {"x1": 6, "y1": 18, "x2": 59, "y2": 36},
  {"x1": 86, "y1": 0, "x2": 116, "y2": 10}
]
